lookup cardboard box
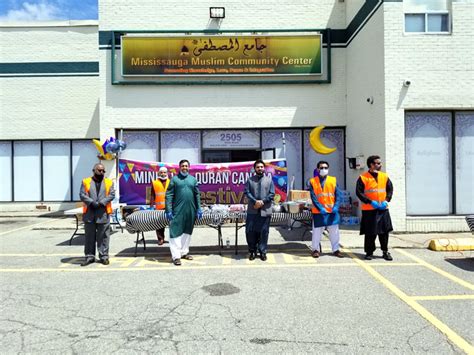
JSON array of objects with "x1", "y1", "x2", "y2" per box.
[{"x1": 289, "y1": 190, "x2": 311, "y2": 202}]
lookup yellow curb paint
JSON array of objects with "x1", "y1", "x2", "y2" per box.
[
  {"x1": 265, "y1": 253, "x2": 277, "y2": 264},
  {"x1": 135, "y1": 258, "x2": 163, "y2": 267},
  {"x1": 396, "y1": 249, "x2": 474, "y2": 291},
  {"x1": 110, "y1": 257, "x2": 137, "y2": 268},
  {"x1": 428, "y1": 238, "x2": 474, "y2": 251},
  {"x1": 411, "y1": 295, "x2": 474, "y2": 301},
  {"x1": 221, "y1": 255, "x2": 233, "y2": 265},
  {"x1": 343, "y1": 248, "x2": 474, "y2": 355},
  {"x1": 0, "y1": 218, "x2": 62, "y2": 236},
  {"x1": 0, "y1": 263, "x2": 362, "y2": 273},
  {"x1": 282, "y1": 253, "x2": 315, "y2": 264},
  {"x1": 181, "y1": 256, "x2": 206, "y2": 265}
]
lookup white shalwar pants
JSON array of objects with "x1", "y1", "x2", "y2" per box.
[
  {"x1": 169, "y1": 233, "x2": 192, "y2": 260},
  {"x1": 312, "y1": 224, "x2": 340, "y2": 252}
]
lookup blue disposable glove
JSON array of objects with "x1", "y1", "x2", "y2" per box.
[
  {"x1": 379, "y1": 201, "x2": 388, "y2": 210},
  {"x1": 196, "y1": 209, "x2": 203, "y2": 220},
  {"x1": 332, "y1": 206, "x2": 339, "y2": 213},
  {"x1": 165, "y1": 211, "x2": 174, "y2": 221},
  {"x1": 90, "y1": 201, "x2": 99, "y2": 209},
  {"x1": 370, "y1": 200, "x2": 380, "y2": 209},
  {"x1": 319, "y1": 208, "x2": 328, "y2": 215}
]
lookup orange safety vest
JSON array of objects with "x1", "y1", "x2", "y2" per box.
[
  {"x1": 310, "y1": 176, "x2": 336, "y2": 214},
  {"x1": 360, "y1": 171, "x2": 388, "y2": 210},
  {"x1": 152, "y1": 179, "x2": 170, "y2": 210},
  {"x1": 82, "y1": 177, "x2": 113, "y2": 214}
]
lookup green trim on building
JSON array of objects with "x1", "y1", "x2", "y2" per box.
[{"x1": 0, "y1": 62, "x2": 99, "y2": 75}]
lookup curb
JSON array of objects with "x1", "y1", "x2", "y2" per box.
[{"x1": 428, "y1": 238, "x2": 474, "y2": 251}]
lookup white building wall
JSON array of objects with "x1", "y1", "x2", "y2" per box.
[
  {"x1": 0, "y1": 21, "x2": 98, "y2": 62},
  {"x1": 100, "y1": 51, "x2": 347, "y2": 138},
  {"x1": 384, "y1": 1, "x2": 474, "y2": 232},
  {"x1": 99, "y1": 0, "x2": 347, "y2": 30},
  {"x1": 99, "y1": 0, "x2": 348, "y2": 140},
  {"x1": 0, "y1": 22, "x2": 99, "y2": 140},
  {"x1": 345, "y1": 7, "x2": 387, "y2": 224}
]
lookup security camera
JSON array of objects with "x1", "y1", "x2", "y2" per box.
[
  {"x1": 403, "y1": 80, "x2": 411, "y2": 87},
  {"x1": 366, "y1": 96, "x2": 374, "y2": 104}
]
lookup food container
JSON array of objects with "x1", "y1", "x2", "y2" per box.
[{"x1": 282, "y1": 202, "x2": 304, "y2": 214}]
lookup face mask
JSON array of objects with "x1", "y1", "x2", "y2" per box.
[
  {"x1": 94, "y1": 174, "x2": 104, "y2": 181},
  {"x1": 319, "y1": 169, "x2": 329, "y2": 177},
  {"x1": 180, "y1": 172, "x2": 188, "y2": 177},
  {"x1": 159, "y1": 175, "x2": 167, "y2": 180}
]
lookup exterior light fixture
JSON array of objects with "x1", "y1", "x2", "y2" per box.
[{"x1": 210, "y1": 7, "x2": 225, "y2": 19}]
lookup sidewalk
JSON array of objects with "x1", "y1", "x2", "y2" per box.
[{"x1": 0, "y1": 211, "x2": 471, "y2": 252}]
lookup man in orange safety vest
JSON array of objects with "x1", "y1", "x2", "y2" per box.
[
  {"x1": 79, "y1": 163, "x2": 115, "y2": 266},
  {"x1": 356, "y1": 155, "x2": 394, "y2": 261},
  {"x1": 150, "y1": 166, "x2": 170, "y2": 245}
]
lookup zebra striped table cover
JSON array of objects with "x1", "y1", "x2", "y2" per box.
[
  {"x1": 467, "y1": 215, "x2": 474, "y2": 234},
  {"x1": 125, "y1": 210, "x2": 313, "y2": 234},
  {"x1": 228, "y1": 210, "x2": 313, "y2": 225},
  {"x1": 125, "y1": 210, "x2": 228, "y2": 234}
]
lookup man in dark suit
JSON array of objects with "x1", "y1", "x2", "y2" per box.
[
  {"x1": 244, "y1": 159, "x2": 275, "y2": 261},
  {"x1": 79, "y1": 163, "x2": 116, "y2": 266}
]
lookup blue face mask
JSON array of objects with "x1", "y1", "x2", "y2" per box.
[{"x1": 180, "y1": 171, "x2": 188, "y2": 177}]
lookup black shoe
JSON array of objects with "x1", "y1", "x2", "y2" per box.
[
  {"x1": 101, "y1": 259, "x2": 110, "y2": 265},
  {"x1": 364, "y1": 254, "x2": 373, "y2": 260},
  {"x1": 333, "y1": 250, "x2": 344, "y2": 258},
  {"x1": 260, "y1": 253, "x2": 267, "y2": 261},
  {"x1": 173, "y1": 258, "x2": 181, "y2": 266},
  {"x1": 249, "y1": 252, "x2": 256, "y2": 261},
  {"x1": 383, "y1": 252, "x2": 393, "y2": 261},
  {"x1": 80, "y1": 258, "x2": 95, "y2": 267}
]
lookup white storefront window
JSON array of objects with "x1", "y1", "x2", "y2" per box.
[
  {"x1": 43, "y1": 141, "x2": 71, "y2": 201},
  {"x1": 120, "y1": 131, "x2": 159, "y2": 162},
  {"x1": 303, "y1": 129, "x2": 345, "y2": 189},
  {"x1": 14, "y1": 141, "x2": 41, "y2": 201},
  {"x1": 406, "y1": 112, "x2": 452, "y2": 215},
  {"x1": 161, "y1": 131, "x2": 201, "y2": 164},
  {"x1": 72, "y1": 140, "x2": 99, "y2": 201},
  {"x1": 0, "y1": 142, "x2": 12, "y2": 201},
  {"x1": 455, "y1": 112, "x2": 474, "y2": 214},
  {"x1": 262, "y1": 130, "x2": 302, "y2": 189}
]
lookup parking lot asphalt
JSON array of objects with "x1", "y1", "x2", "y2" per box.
[{"x1": 0, "y1": 214, "x2": 473, "y2": 354}]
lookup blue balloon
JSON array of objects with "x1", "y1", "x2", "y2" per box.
[
  {"x1": 106, "y1": 142, "x2": 120, "y2": 153},
  {"x1": 277, "y1": 161, "x2": 286, "y2": 167},
  {"x1": 117, "y1": 140, "x2": 127, "y2": 151},
  {"x1": 278, "y1": 177, "x2": 285, "y2": 186}
]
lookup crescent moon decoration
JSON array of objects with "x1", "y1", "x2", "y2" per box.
[{"x1": 309, "y1": 126, "x2": 337, "y2": 155}]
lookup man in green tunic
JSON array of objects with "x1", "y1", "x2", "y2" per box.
[{"x1": 165, "y1": 159, "x2": 202, "y2": 266}]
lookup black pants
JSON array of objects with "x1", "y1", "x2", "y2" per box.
[
  {"x1": 364, "y1": 233, "x2": 389, "y2": 255},
  {"x1": 156, "y1": 228, "x2": 165, "y2": 241},
  {"x1": 246, "y1": 215, "x2": 271, "y2": 254},
  {"x1": 84, "y1": 222, "x2": 110, "y2": 260}
]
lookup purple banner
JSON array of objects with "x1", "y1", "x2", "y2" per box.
[{"x1": 118, "y1": 158, "x2": 288, "y2": 205}]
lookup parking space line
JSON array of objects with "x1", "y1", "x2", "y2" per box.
[
  {"x1": 0, "y1": 263, "x2": 362, "y2": 273},
  {"x1": 411, "y1": 295, "x2": 474, "y2": 301},
  {"x1": 396, "y1": 249, "x2": 474, "y2": 291},
  {"x1": 342, "y1": 248, "x2": 474, "y2": 354}
]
